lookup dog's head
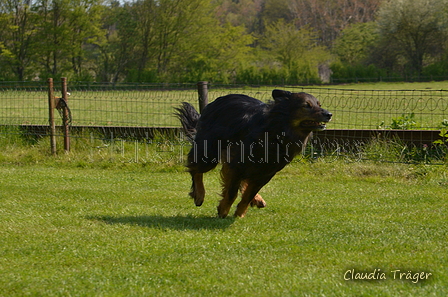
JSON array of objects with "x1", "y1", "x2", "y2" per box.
[{"x1": 272, "y1": 89, "x2": 332, "y2": 131}]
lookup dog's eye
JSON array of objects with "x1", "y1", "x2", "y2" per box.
[{"x1": 304, "y1": 102, "x2": 312, "y2": 108}]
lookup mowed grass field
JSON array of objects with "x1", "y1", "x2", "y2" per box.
[
  {"x1": 1, "y1": 81, "x2": 447, "y2": 295},
  {"x1": 0, "y1": 153, "x2": 447, "y2": 296},
  {"x1": 1, "y1": 81, "x2": 448, "y2": 129}
]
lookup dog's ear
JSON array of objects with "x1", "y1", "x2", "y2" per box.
[{"x1": 272, "y1": 89, "x2": 291, "y2": 102}]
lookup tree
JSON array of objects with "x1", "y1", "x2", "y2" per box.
[
  {"x1": 33, "y1": 0, "x2": 69, "y2": 78},
  {"x1": 260, "y1": 20, "x2": 330, "y2": 82},
  {"x1": 66, "y1": 0, "x2": 105, "y2": 81},
  {"x1": 99, "y1": 2, "x2": 139, "y2": 83},
  {"x1": 0, "y1": 0, "x2": 38, "y2": 80},
  {"x1": 260, "y1": 0, "x2": 292, "y2": 31},
  {"x1": 183, "y1": 23, "x2": 255, "y2": 83},
  {"x1": 153, "y1": 0, "x2": 215, "y2": 79},
  {"x1": 131, "y1": 0, "x2": 157, "y2": 81},
  {"x1": 214, "y1": 0, "x2": 264, "y2": 34},
  {"x1": 333, "y1": 22, "x2": 378, "y2": 65},
  {"x1": 289, "y1": 0, "x2": 381, "y2": 46},
  {"x1": 376, "y1": 0, "x2": 448, "y2": 75},
  {"x1": 111, "y1": 0, "x2": 219, "y2": 82},
  {"x1": 28, "y1": 0, "x2": 104, "y2": 80}
]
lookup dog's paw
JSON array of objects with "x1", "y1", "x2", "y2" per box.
[
  {"x1": 189, "y1": 191, "x2": 204, "y2": 207},
  {"x1": 217, "y1": 206, "x2": 229, "y2": 218},
  {"x1": 250, "y1": 194, "x2": 266, "y2": 208}
]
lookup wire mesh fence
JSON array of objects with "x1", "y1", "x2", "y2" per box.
[
  {"x1": 210, "y1": 86, "x2": 448, "y2": 130},
  {"x1": 1, "y1": 81, "x2": 447, "y2": 163},
  {"x1": 1, "y1": 82, "x2": 448, "y2": 129}
]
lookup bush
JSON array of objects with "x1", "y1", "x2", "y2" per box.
[
  {"x1": 422, "y1": 60, "x2": 448, "y2": 80},
  {"x1": 330, "y1": 62, "x2": 400, "y2": 83},
  {"x1": 390, "y1": 113, "x2": 417, "y2": 130},
  {"x1": 234, "y1": 65, "x2": 321, "y2": 85}
]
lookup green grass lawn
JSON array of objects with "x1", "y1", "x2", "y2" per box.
[{"x1": 0, "y1": 159, "x2": 447, "y2": 296}]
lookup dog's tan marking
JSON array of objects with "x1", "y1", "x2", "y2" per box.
[
  {"x1": 217, "y1": 163, "x2": 240, "y2": 218},
  {"x1": 241, "y1": 181, "x2": 266, "y2": 208}
]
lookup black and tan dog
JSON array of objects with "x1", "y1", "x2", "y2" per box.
[{"x1": 175, "y1": 90, "x2": 332, "y2": 218}]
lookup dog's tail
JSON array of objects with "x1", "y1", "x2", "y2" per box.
[{"x1": 174, "y1": 102, "x2": 200, "y2": 141}]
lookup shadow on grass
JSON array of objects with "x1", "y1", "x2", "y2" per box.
[{"x1": 88, "y1": 214, "x2": 235, "y2": 230}]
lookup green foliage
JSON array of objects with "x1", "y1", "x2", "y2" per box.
[
  {"x1": 390, "y1": 113, "x2": 417, "y2": 130},
  {"x1": 376, "y1": 0, "x2": 448, "y2": 75},
  {"x1": 433, "y1": 120, "x2": 448, "y2": 159},
  {"x1": 234, "y1": 64, "x2": 322, "y2": 85},
  {"x1": 433, "y1": 128, "x2": 448, "y2": 155},
  {"x1": 378, "y1": 113, "x2": 418, "y2": 130},
  {"x1": 260, "y1": 0, "x2": 292, "y2": 28},
  {"x1": 125, "y1": 69, "x2": 159, "y2": 83},
  {"x1": 333, "y1": 22, "x2": 379, "y2": 65},
  {"x1": 422, "y1": 59, "x2": 448, "y2": 79},
  {"x1": 214, "y1": 0, "x2": 263, "y2": 33},
  {"x1": 262, "y1": 21, "x2": 328, "y2": 70},
  {"x1": 3, "y1": 0, "x2": 448, "y2": 83},
  {"x1": 359, "y1": 136, "x2": 446, "y2": 164},
  {"x1": 180, "y1": 23, "x2": 255, "y2": 83},
  {"x1": 330, "y1": 62, "x2": 393, "y2": 83}
]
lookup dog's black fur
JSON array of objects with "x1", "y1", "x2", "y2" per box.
[{"x1": 175, "y1": 89, "x2": 332, "y2": 218}]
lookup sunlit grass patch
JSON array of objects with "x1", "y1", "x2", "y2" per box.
[{"x1": 0, "y1": 160, "x2": 446, "y2": 296}]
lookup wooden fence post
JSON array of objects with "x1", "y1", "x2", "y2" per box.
[
  {"x1": 47, "y1": 78, "x2": 57, "y2": 155},
  {"x1": 197, "y1": 81, "x2": 208, "y2": 113},
  {"x1": 61, "y1": 77, "x2": 70, "y2": 152}
]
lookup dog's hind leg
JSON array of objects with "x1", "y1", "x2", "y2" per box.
[
  {"x1": 241, "y1": 181, "x2": 266, "y2": 208},
  {"x1": 189, "y1": 171, "x2": 205, "y2": 206},
  {"x1": 217, "y1": 163, "x2": 241, "y2": 218}
]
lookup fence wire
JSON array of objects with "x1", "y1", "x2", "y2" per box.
[
  {"x1": 1, "y1": 83, "x2": 447, "y2": 130},
  {"x1": 1, "y1": 82, "x2": 447, "y2": 163}
]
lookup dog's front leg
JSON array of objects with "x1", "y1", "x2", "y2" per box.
[
  {"x1": 234, "y1": 182, "x2": 264, "y2": 218},
  {"x1": 217, "y1": 164, "x2": 240, "y2": 218},
  {"x1": 189, "y1": 171, "x2": 205, "y2": 206},
  {"x1": 241, "y1": 181, "x2": 266, "y2": 208}
]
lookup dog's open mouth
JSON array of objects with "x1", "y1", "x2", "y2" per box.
[{"x1": 300, "y1": 120, "x2": 328, "y2": 130}]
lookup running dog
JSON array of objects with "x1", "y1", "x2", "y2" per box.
[{"x1": 175, "y1": 89, "x2": 332, "y2": 218}]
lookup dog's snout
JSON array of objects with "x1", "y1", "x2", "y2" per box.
[{"x1": 323, "y1": 110, "x2": 332, "y2": 120}]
